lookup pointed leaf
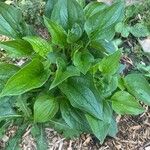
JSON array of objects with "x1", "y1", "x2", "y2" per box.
[
  {"x1": 99, "y1": 50, "x2": 121, "y2": 75},
  {"x1": 23, "y1": 36, "x2": 52, "y2": 58},
  {"x1": 111, "y1": 91, "x2": 145, "y2": 115},
  {"x1": 59, "y1": 77, "x2": 103, "y2": 119},
  {"x1": 0, "y1": 59, "x2": 50, "y2": 97},
  {"x1": 44, "y1": 17, "x2": 67, "y2": 47}
]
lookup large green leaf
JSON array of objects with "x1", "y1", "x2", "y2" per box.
[
  {"x1": 111, "y1": 91, "x2": 145, "y2": 115},
  {"x1": 34, "y1": 93, "x2": 59, "y2": 122},
  {"x1": 84, "y1": 1, "x2": 107, "y2": 19},
  {"x1": 0, "y1": 39, "x2": 33, "y2": 58},
  {"x1": 60, "y1": 99, "x2": 90, "y2": 132},
  {"x1": 44, "y1": 17, "x2": 67, "y2": 47},
  {"x1": 0, "y1": 63, "x2": 19, "y2": 92},
  {"x1": 50, "y1": 58, "x2": 80, "y2": 90},
  {"x1": 0, "y1": 97, "x2": 21, "y2": 121},
  {"x1": 124, "y1": 74, "x2": 150, "y2": 106},
  {"x1": 85, "y1": 1, "x2": 124, "y2": 40},
  {"x1": 86, "y1": 114, "x2": 110, "y2": 144},
  {"x1": 59, "y1": 76, "x2": 103, "y2": 119},
  {"x1": 0, "y1": 59, "x2": 50, "y2": 97},
  {"x1": 23, "y1": 36, "x2": 52, "y2": 58},
  {"x1": 51, "y1": 0, "x2": 84, "y2": 30},
  {"x1": 73, "y1": 50, "x2": 94, "y2": 74},
  {"x1": 99, "y1": 50, "x2": 121, "y2": 75},
  {"x1": 0, "y1": 2, "x2": 33, "y2": 38}
]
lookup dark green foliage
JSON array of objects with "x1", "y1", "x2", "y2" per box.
[{"x1": 0, "y1": 0, "x2": 150, "y2": 147}]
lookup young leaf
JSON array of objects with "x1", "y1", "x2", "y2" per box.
[
  {"x1": 124, "y1": 74, "x2": 150, "y2": 106},
  {"x1": 23, "y1": 36, "x2": 52, "y2": 58},
  {"x1": 84, "y1": 1, "x2": 107, "y2": 19},
  {"x1": 86, "y1": 114, "x2": 110, "y2": 144},
  {"x1": 0, "y1": 39, "x2": 33, "y2": 58},
  {"x1": 50, "y1": 58, "x2": 80, "y2": 90},
  {"x1": 85, "y1": 1, "x2": 124, "y2": 40},
  {"x1": 111, "y1": 91, "x2": 145, "y2": 115},
  {"x1": 44, "y1": 17, "x2": 67, "y2": 47},
  {"x1": 0, "y1": 2, "x2": 33, "y2": 38},
  {"x1": 34, "y1": 94, "x2": 59, "y2": 123},
  {"x1": 59, "y1": 77, "x2": 103, "y2": 120},
  {"x1": 31, "y1": 124, "x2": 47, "y2": 150},
  {"x1": 51, "y1": 0, "x2": 84, "y2": 30},
  {"x1": 99, "y1": 50, "x2": 121, "y2": 75},
  {"x1": 60, "y1": 99, "x2": 90, "y2": 132},
  {"x1": 73, "y1": 50, "x2": 94, "y2": 74},
  {"x1": 0, "y1": 97, "x2": 21, "y2": 121},
  {"x1": 67, "y1": 23, "x2": 83, "y2": 43},
  {"x1": 0, "y1": 59, "x2": 50, "y2": 97}
]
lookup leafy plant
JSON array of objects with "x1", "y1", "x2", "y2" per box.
[{"x1": 0, "y1": 0, "x2": 150, "y2": 147}]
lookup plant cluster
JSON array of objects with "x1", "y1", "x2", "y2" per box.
[{"x1": 0, "y1": 0, "x2": 150, "y2": 149}]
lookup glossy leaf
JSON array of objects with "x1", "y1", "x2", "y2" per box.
[
  {"x1": 73, "y1": 50, "x2": 94, "y2": 74},
  {"x1": 51, "y1": 0, "x2": 84, "y2": 30},
  {"x1": 34, "y1": 94, "x2": 59, "y2": 122},
  {"x1": 111, "y1": 91, "x2": 145, "y2": 115},
  {"x1": 59, "y1": 77, "x2": 103, "y2": 119},
  {"x1": 44, "y1": 17, "x2": 67, "y2": 47},
  {"x1": 124, "y1": 74, "x2": 150, "y2": 106},
  {"x1": 23, "y1": 36, "x2": 52, "y2": 58},
  {"x1": 85, "y1": 1, "x2": 124, "y2": 40},
  {"x1": 0, "y1": 39, "x2": 33, "y2": 58},
  {"x1": 0, "y1": 59, "x2": 50, "y2": 97},
  {"x1": 50, "y1": 58, "x2": 80, "y2": 90},
  {"x1": 99, "y1": 50, "x2": 121, "y2": 75}
]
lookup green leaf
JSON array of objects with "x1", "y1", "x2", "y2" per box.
[
  {"x1": 99, "y1": 50, "x2": 121, "y2": 75},
  {"x1": 76, "y1": 0, "x2": 85, "y2": 8},
  {"x1": 129, "y1": 23, "x2": 150, "y2": 37},
  {"x1": 85, "y1": 1, "x2": 124, "y2": 40},
  {"x1": 108, "y1": 117, "x2": 118, "y2": 137},
  {"x1": 111, "y1": 91, "x2": 145, "y2": 115},
  {"x1": 0, "y1": 62, "x2": 19, "y2": 92},
  {"x1": 6, "y1": 123, "x2": 27, "y2": 150},
  {"x1": 84, "y1": 1, "x2": 107, "y2": 19},
  {"x1": 0, "y1": 2, "x2": 33, "y2": 38},
  {"x1": 86, "y1": 114, "x2": 110, "y2": 144},
  {"x1": 124, "y1": 74, "x2": 150, "y2": 106},
  {"x1": 50, "y1": 58, "x2": 80, "y2": 90},
  {"x1": 31, "y1": 124, "x2": 47, "y2": 150},
  {"x1": 67, "y1": 23, "x2": 83, "y2": 43},
  {"x1": 0, "y1": 97, "x2": 21, "y2": 121},
  {"x1": 0, "y1": 39, "x2": 33, "y2": 58},
  {"x1": 23, "y1": 36, "x2": 52, "y2": 58},
  {"x1": 44, "y1": 0, "x2": 58, "y2": 18},
  {"x1": 44, "y1": 17, "x2": 67, "y2": 47},
  {"x1": 73, "y1": 50, "x2": 94, "y2": 74},
  {"x1": 16, "y1": 94, "x2": 32, "y2": 119},
  {"x1": 51, "y1": 0, "x2": 84, "y2": 30},
  {"x1": 34, "y1": 93, "x2": 59, "y2": 122},
  {"x1": 0, "y1": 59, "x2": 50, "y2": 97},
  {"x1": 59, "y1": 76, "x2": 103, "y2": 119},
  {"x1": 60, "y1": 99, "x2": 90, "y2": 132}
]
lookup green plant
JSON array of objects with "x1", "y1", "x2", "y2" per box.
[{"x1": 0, "y1": 0, "x2": 150, "y2": 148}]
